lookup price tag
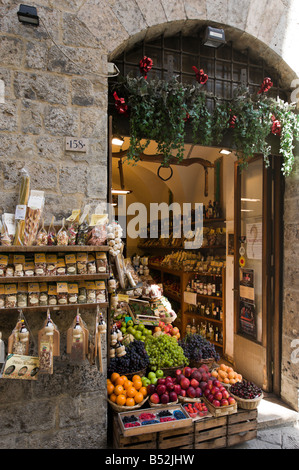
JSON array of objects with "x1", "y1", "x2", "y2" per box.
[{"x1": 65, "y1": 137, "x2": 88, "y2": 152}]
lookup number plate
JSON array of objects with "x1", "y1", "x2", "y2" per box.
[{"x1": 65, "y1": 137, "x2": 88, "y2": 152}]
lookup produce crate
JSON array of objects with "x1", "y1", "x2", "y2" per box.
[
  {"x1": 112, "y1": 414, "x2": 157, "y2": 449},
  {"x1": 157, "y1": 425, "x2": 194, "y2": 449},
  {"x1": 227, "y1": 408, "x2": 258, "y2": 447},
  {"x1": 202, "y1": 397, "x2": 237, "y2": 417},
  {"x1": 194, "y1": 416, "x2": 227, "y2": 449}
]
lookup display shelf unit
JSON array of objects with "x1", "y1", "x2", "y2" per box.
[{"x1": 0, "y1": 244, "x2": 109, "y2": 313}]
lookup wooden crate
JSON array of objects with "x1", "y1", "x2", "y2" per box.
[
  {"x1": 202, "y1": 397, "x2": 237, "y2": 417},
  {"x1": 227, "y1": 408, "x2": 258, "y2": 447},
  {"x1": 158, "y1": 425, "x2": 194, "y2": 449},
  {"x1": 194, "y1": 416, "x2": 227, "y2": 449},
  {"x1": 113, "y1": 415, "x2": 157, "y2": 449}
]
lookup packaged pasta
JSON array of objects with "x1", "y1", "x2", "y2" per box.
[
  {"x1": 24, "y1": 190, "x2": 45, "y2": 246},
  {"x1": 96, "y1": 252, "x2": 107, "y2": 273},
  {"x1": 48, "y1": 284, "x2": 57, "y2": 306},
  {"x1": 17, "y1": 283, "x2": 28, "y2": 308},
  {"x1": 76, "y1": 205, "x2": 90, "y2": 245},
  {"x1": 24, "y1": 261, "x2": 35, "y2": 277},
  {"x1": 76, "y1": 252, "x2": 87, "y2": 275},
  {"x1": 14, "y1": 168, "x2": 30, "y2": 245},
  {"x1": 47, "y1": 216, "x2": 57, "y2": 246},
  {"x1": 95, "y1": 280, "x2": 106, "y2": 303},
  {"x1": 5, "y1": 284, "x2": 18, "y2": 308},
  {"x1": 57, "y1": 282, "x2": 68, "y2": 305},
  {"x1": 35, "y1": 219, "x2": 48, "y2": 246},
  {"x1": 39, "y1": 282, "x2": 48, "y2": 306},
  {"x1": 57, "y1": 218, "x2": 68, "y2": 246},
  {"x1": 28, "y1": 282, "x2": 40, "y2": 307},
  {"x1": 1, "y1": 221, "x2": 12, "y2": 246},
  {"x1": 78, "y1": 281, "x2": 87, "y2": 304},
  {"x1": 65, "y1": 254, "x2": 77, "y2": 275},
  {"x1": 46, "y1": 254, "x2": 57, "y2": 276},
  {"x1": 87, "y1": 254, "x2": 96, "y2": 274},
  {"x1": 5, "y1": 258, "x2": 14, "y2": 277},
  {"x1": 34, "y1": 253, "x2": 47, "y2": 276},
  {"x1": 86, "y1": 214, "x2": 108, "y2": 246},
  {"x1": 66, "y1": 209, "x2": 80, "y2": 246},
  {"x1": 13, "y1": 255, "x2": 25, "y2": 277},
  {"x1": 56, "y1": 258, "x2": 66, "y2": 275},
  {"x1": 85, "y1": 281, "x2": 96, "y2": 304},
  {"x1": 0, "y1": 285, "x2": 5, "y2": 308},
  {"x1": 68, "y1": 283, "x2": 78, "y2": 304},
  {"x1": 0, "y1": 254, "x2": 9, "y2": 277}
]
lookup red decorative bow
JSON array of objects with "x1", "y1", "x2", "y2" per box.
[
  {"x1": 113, "y1": 91, "x2": 128, "y2": 116},
  {"x1": 228, "y1": 110, "x2": 237, "y2": 128},
  {"x1": 139, "y1": 56, "x2": 153, "y2": 79},
  {"x1": 258, "y1": 77, "x2": 273, "y2": 94},
  {"x1": 192, "y1": 66, "x2": 208, "y2": 85},
  {"x1": 271, "y1": 115, "x2": 281, "y2": 136}
]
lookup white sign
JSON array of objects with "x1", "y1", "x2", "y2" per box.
[
  {"x1": 246, "y1": 222, "x2": 262, "y2": 260},
  {"x1": 65, "y1": 137, "x2": 88, "y2": 152}
]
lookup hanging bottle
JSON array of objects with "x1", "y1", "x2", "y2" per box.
[
  {"x1": 70, "y1": 315, "x2": 85, "y2": 362},
  {"x1": 38, "y1": 313, "x2": 54, "y2": 374}
]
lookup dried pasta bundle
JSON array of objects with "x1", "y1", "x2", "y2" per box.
[{"x1": 14, "y1": 168, "x2": 30, "y2": 245}]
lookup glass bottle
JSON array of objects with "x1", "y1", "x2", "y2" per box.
[
  {"x1": 215, "y1": 327, "x2": 219, "y2": 343},
  {"x1": 186, "y1": 323, "x2": 191, "y2": 335},
  {"x1": 191, "y1": 318, "x2": 197, "y2": 335}
]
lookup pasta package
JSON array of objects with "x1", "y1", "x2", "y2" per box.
[
  {"x1": 66, "y1": 210, "x2": 80, "y2": 246},
  {"x1": 23, "y1": 190, "x2": 45, "y2": 246},
  {"x1": 14, "y1": 168, "x2": 30, "y2": 245}
]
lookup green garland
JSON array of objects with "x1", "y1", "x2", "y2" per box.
[{"x1": 113, "y1": 75, "x2": 299, "y2": 176}]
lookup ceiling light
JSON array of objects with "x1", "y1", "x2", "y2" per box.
[
  {"x1": 203, "y1": 26, "x2": 225, "y2": 48},
  {"x1": 112, "y1": 135, "x2": 124, "y2": 146},
  {"x1": 241, "y1": 209, "x2": 254, "y2": 212},
  {"x1": 17, "y1": 4, "x2": 39, "y2": 26},
  {"x1": 241, "y1": 198, "x2": 261, "y2": 202},
  {"x1": 111, "y1": 189, "x2": 132, "y2": 195},
  {"x1": 219, "y1": 149, "x2": 231, "y2": 155}
]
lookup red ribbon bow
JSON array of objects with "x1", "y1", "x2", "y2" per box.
[
  {"x1": 229, "y1": 109, "x2": 237, "y2": 128},
  {"x1": 271, "y1": 115, "x2": 281, "y2": 136},
  {"x1": 192, "y1": 66, "x2": 208, "y2": 85},
  {"x1": 139, "y1": 56, "x2": 153, "y2": 79},
  {"x1": 258, "y1": 77, "x2": 273, "y2": 94},
  {"x1": 113, "y1": 91, "x2": 128, "y2": 116}
]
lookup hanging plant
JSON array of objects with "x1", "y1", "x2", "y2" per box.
[{"x1": 112, "y1": 65, "x2": 299, "y2": 175}]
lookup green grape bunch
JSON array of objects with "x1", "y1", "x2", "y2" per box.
[{"x1": 144, "y1": 334, "x2": 188, "y2": 371}]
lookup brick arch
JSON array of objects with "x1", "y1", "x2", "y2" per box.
[{"x1": 78, "y1": 0, "x2": 298, "y2": 91}]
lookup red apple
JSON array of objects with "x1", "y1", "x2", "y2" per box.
[
  {"x1": 199, "y1": 381, "x2": 207, "y2": 390},
  {"x1": 166, "y1": 382, "x2": 174, "y2": 392},
  {"x1": 165, "y1": 376, "x2": 173, "y2": 383},
  {"x1": 222, "y1": 390, "x2": 229, "y2": 399},
  {"x1": 214, "y1": 380, "x2": 221, "y2": 388},
  {"x1": 215, "y1": 391, "x2": 223, "y2": 401},
  {"x1": 220, "y1": 398, "x2": 229, "y2": 407},
  {"x1": 150, "y1": 393, "x2": 160, "y2": 404},
  {"x1": 180, "y1": 377, "x2": 190, "y2": 390},
  {"x1": 212, "y1": 399, "x2": 220, "y2": 407},
  {"x1": 183, "y1": 367, "x2": 192, "y2": 377},
  {"x1": 190, "y1": 378, "x2": 199, "y2": 388},
  {"x1": 191, "y1": 371, "x2": 202, "y2": 382},
  {"x1": 207, "y1": 380, "x2": 213, "y2": 390},
  {"x1": 175, "y1": 369, "x2": 182, "y2": 377},
  {"x1": 180, "y1": 389, "x2": 187, "y2": 397},
  {"x1": 228, "y1": 397, "x2": 236, "y2": 405},
  {"x1": 160, "y1": 393, "x2": 169, "y2": 404},
  {"x1": 156, "y1": 384, "x2": 166, "y2": 395},
  {"x1": 211, "y1": 386, "x2": 219, "y2": 395},
  {"x1": 186, "y1": 386, "x2": 196, "y2": 398},
  {"x1": 173, "y1": 384, "x2": 181, "y2": 395},
  {"x1": 201, "y1": 372, "x2": 209, "y2": 382},
  {"x1": 147, "y1": 384, "x2": 156, "y2": 395},
  {"x1": 169, "y1": 391, "x2": 178, "y2": 402},
  {"x1": 195, "y1": 387, "x2": 202, "y2": 398},
  {"x1": 157, "y1": 378, "x2": 166, "y2": 386},
  {"x1": 207, "y1": 394, "x2": 214, "y2": 402},
  {"x1": 204, "y1": 388, "x2": 211, "y2": 398}
]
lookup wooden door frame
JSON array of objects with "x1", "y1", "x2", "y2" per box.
[{"x1": 233, "y1": 155, "x2": 283, "y2": 394}]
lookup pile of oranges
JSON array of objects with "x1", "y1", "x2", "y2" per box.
[
  {"x1": 107, "y1": 373, "x2": 148, "y2": 407},
  {"x1": 211, "y1": 363, "x2": 242, "y2": 385}
]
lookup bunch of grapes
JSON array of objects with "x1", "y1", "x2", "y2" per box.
[
  {"x1": 179, "y1": 334, "x2": 220, "y2": 362},
  {"x1": 108, "y1": 340, "x2": 150, "y2": 375},
  {"x1": 144, "y1": 334, "x2": 188, "y2": 371}
]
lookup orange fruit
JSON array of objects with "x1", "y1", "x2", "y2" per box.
[
  {"x1": 132, "y1": 375, "x2": 141, "y2": 382},
  {"x1": 111, "y1": 372, "x2": 120, "y2": 383},
  {"x1": 114, "y1": 385, "x2": 124, "y2": 396},
  {"x1": 133, "y1": 379, "x2": 142, "y2": 390},
  {"x1": 126, "y1": 386, "x2": 137, "y2": 398},
  {"x1": 116, "y1": 394, "x2": 126, "y2": 406},
  {"x1": 126, "y1": 397, "x2": 135, "y2": 407},
  {"x1": 109, "y1": 393, "x2": 117, "y2": 403},
  {"x1": 107, "y1": 383, "x2": 114, "y2": 395},
  {"x1": 115, "y1": 376, "x2": 125, "y2": 386},
  {"x1": 139, "y1": 386, "x2": 147, "y2": 397},
  {"x1": 134, "y1": 392, "x2": 144, "y2": 404},
  {"x1": 124, "y1": 380, "x2": 133, "y2": 390}
]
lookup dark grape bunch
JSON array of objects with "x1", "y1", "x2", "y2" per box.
[
  {"x1": 230, "y1": 379, "x2": 262, "y2": 399},
  {"x1": 108, "y1": 340, "x2": 150, "y2": 375},
  {"x1": 178, "y1": 334, "x2": 220, "y2": 362}
]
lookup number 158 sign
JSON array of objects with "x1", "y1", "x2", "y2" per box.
[{"x1": 65, "y1": 137, "x2": 88, "y2": 152}]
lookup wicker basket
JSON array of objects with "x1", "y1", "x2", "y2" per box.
[
  {"x1": 189, "y1": 358, "x2": 216, "y2": 369},
  {"x1": 149, "y1": 399, "x2": 178, "y2": 408},
  {"x1": 229, "y1": 392, "x2": 264, "y2": 410},
  {"x1": 161, "y1": 365, "x2": 184, "y2": 377},
  {"x1": 178, "y1": 396, "x2": 203, "y2": 404},
  {"x1": 107, "y1": 396, "x2": 148, "y2": 412},
  {"x1": 124, "y1": 368, "x2": 147, "y2": 380}
]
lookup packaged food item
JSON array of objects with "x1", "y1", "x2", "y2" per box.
[
  {"x1": 5, "y1": 284, "x2": 18, "y2": 308},
  {"x1": 35, "y1": 219, "x2": 48, "y2": 246},
  {"x1": 17, "y1": 283, "x2": 28, "y2": 308},
  {"x1": 28, "y1": 282, "x2": 40, "y2": 307},
  {"x1": 0, "y1": 331, "x2": 4, "y2": 363},
  {"x1": 95, "y1": 280, "x2": 106, "y2": 303},
  {"x1": 87, "y1": 254, "x2": 96, "y2": 274},
  {"x1": 0, "y1": 221, "x2": 12, "y2": 246},
  {"x1": 86, "y1": 214, "x2": 108, "y2": 246},
  {"x1": 47, "y1": 216, "x2": 57, "y2": 246},
  {"x1": 38, "y1": 312, "x2": 60, "y2": 374},
  {"x1": 14, "y1": 168, "x2": 30, "y2": 245},
  {"x1": 66, "y1": 210, "x2": 80, "y2": 246},
  {"x1": 56, "y1": 258, "x2": 66, "y2": 275},
  {"x1": 76, "y1": 205, "x2": 90, "y2": 245},
  {"x1": 67, "y1": 313, "x2": 88, "y2": 363},
  {"x1": 76, "y1": 252, "x2": 87, "y2": 275},
  {"x1": 0, "y1": 254, "x2": 9, "y2": 277},
  {"x1": 85, "y1": 281, "x2": 96, "y2": 303},
  {"x1": 13, "y1": 255, "x2": 25, "y2": 277},
  {"x1": 5, "y1": 257, "x2": 14, "y2": 277},
  {"x1": 24, "y1": 260, "x2": 35, "y2": 277},
  {"x1": 68, "y1": 283, "x2": 78, "y2": 304},
  {"x1": 0, "y1": 285, "x2": 5, "y2": 308},
  {"x1": 46, "y1": 254, "x2": 57, "y2": 276},
  {"x1": 34, "y1": 253, "x2": 47, "y2": 276},
  {"x1": 57, "y1": 218, "x2": 68, "y2": 246},
  {"x1": 48, "y1": 284, "x2": 57, "y2": 306},
  {"x1": 23, "y1": 190, "x2": 45, "y2": 246},
  {"x1": 65, "y1": 254, "x2": 77, "y2": 275},
  {"x1": 57, "y1": 282, "x2": 68, "y2": 305},
  {"x1": 8, "y1": 318, "x2": 30, "y2": 355},
  {"x1": 96, "y1": 252, "x2": 107, "y2": 273},
  {"x1": 39, "y1": 282, "x2": 48, "y2": 306},
  {"x1": 78, "y1": 281, "x2": 87, "y2": 304}
]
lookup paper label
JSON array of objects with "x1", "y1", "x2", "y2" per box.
[
  {"x1": 76, "y1": 252, "x2": 87, "y2": 262},
  {"x1": 65, "y1": 254, "x2": 76, "y2": 264},
  {"x1": 5, "y1": 284, "x2": 17, "y2": 294},
  {"x1": 34, "y1": 253, "x2": 46, "y2": 263},
  {"x1": 46, "y1": 254, "x2": 57, "y2": 264},
  {"x1": 28, "y1": 283, "x2": 40, "y2": 293},
  {"x1": 15, "y1": 204, "x2": 27, "y2": 220},
  {"x1": 0, "y1": 255, "x2": 9, "y2": 266},
  {"x1": 68, "y1": 283, "x2": 78, "y2": 294},
  {"x1": 57, "y1": 282, "x2": 68, "y2": 293},
  {"x1": 18, "y1": 283, "x2": 28, "y2": 293}
]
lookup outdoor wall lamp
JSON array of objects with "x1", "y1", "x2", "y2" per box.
[
  {"x1": 17, "y1": 4, "x2": 39, "y2": 26},
  {"x1": 112, "y1": 135, "x2": 124, "y2": 146},
  {"x1": 203, "y1": 26, "x2": 225, "y2": 48}
]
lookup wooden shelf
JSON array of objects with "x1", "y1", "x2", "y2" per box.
[
  {"x1": 0, "y1": 302, "x2": 109, "y2": 314},
  {"x1": 184, "y1": 311, "x2": 223, "y2": 325},
  {"x1": 0, "y1": 273, "x2": 109, "y2": 283},
  {"x1": 0, "y1": 245, "x2": 109, "y2": 253},
  {"x1": 163, "y1": 289, "x2": 181, "y2": 302}
]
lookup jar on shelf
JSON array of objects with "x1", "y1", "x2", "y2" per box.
[
  {"x1": 0, "y1": 285, "x2": 5, "y2": 308},
  {"x1": 24, "y1": 261, "x2": 35, "y2": 277},
  {"x1": 95, "y1": 280, "x2": 106, "y2": 303},
  {"x1": 0, "y1": 254, "x2": 8, "y2": 277}
]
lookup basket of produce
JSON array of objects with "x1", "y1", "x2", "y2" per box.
[
  {"x1": 144, "y1": 334, "x2": 188, "y2": 373},
  {"x1": 147, "y1": 375, "x2": 180, "y2": 407},
  {"x1": 107, "y1": 371, "x2": 149, "y2": 411},
  {"x1": 108, "y1": 340, "x2": 150, "y2": 377},
  {"x1": 201, "y1": 376, "x2": 237, "y2": 416},
  {"x1": 125, "y1": 368, "x2": 147, "y2": 380},
  {"x1": 183, "y1": 401, "x2": 208, "y2": 419},
  {"x1": 178, "y1": 334, "x2": 220, "y2": 369},
  {"x1": 211, "y1": 363, "x2": 243, "y2": 387},
  {"x1": 229, "y1": 380, "x2": 264, "y2": 410}
]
